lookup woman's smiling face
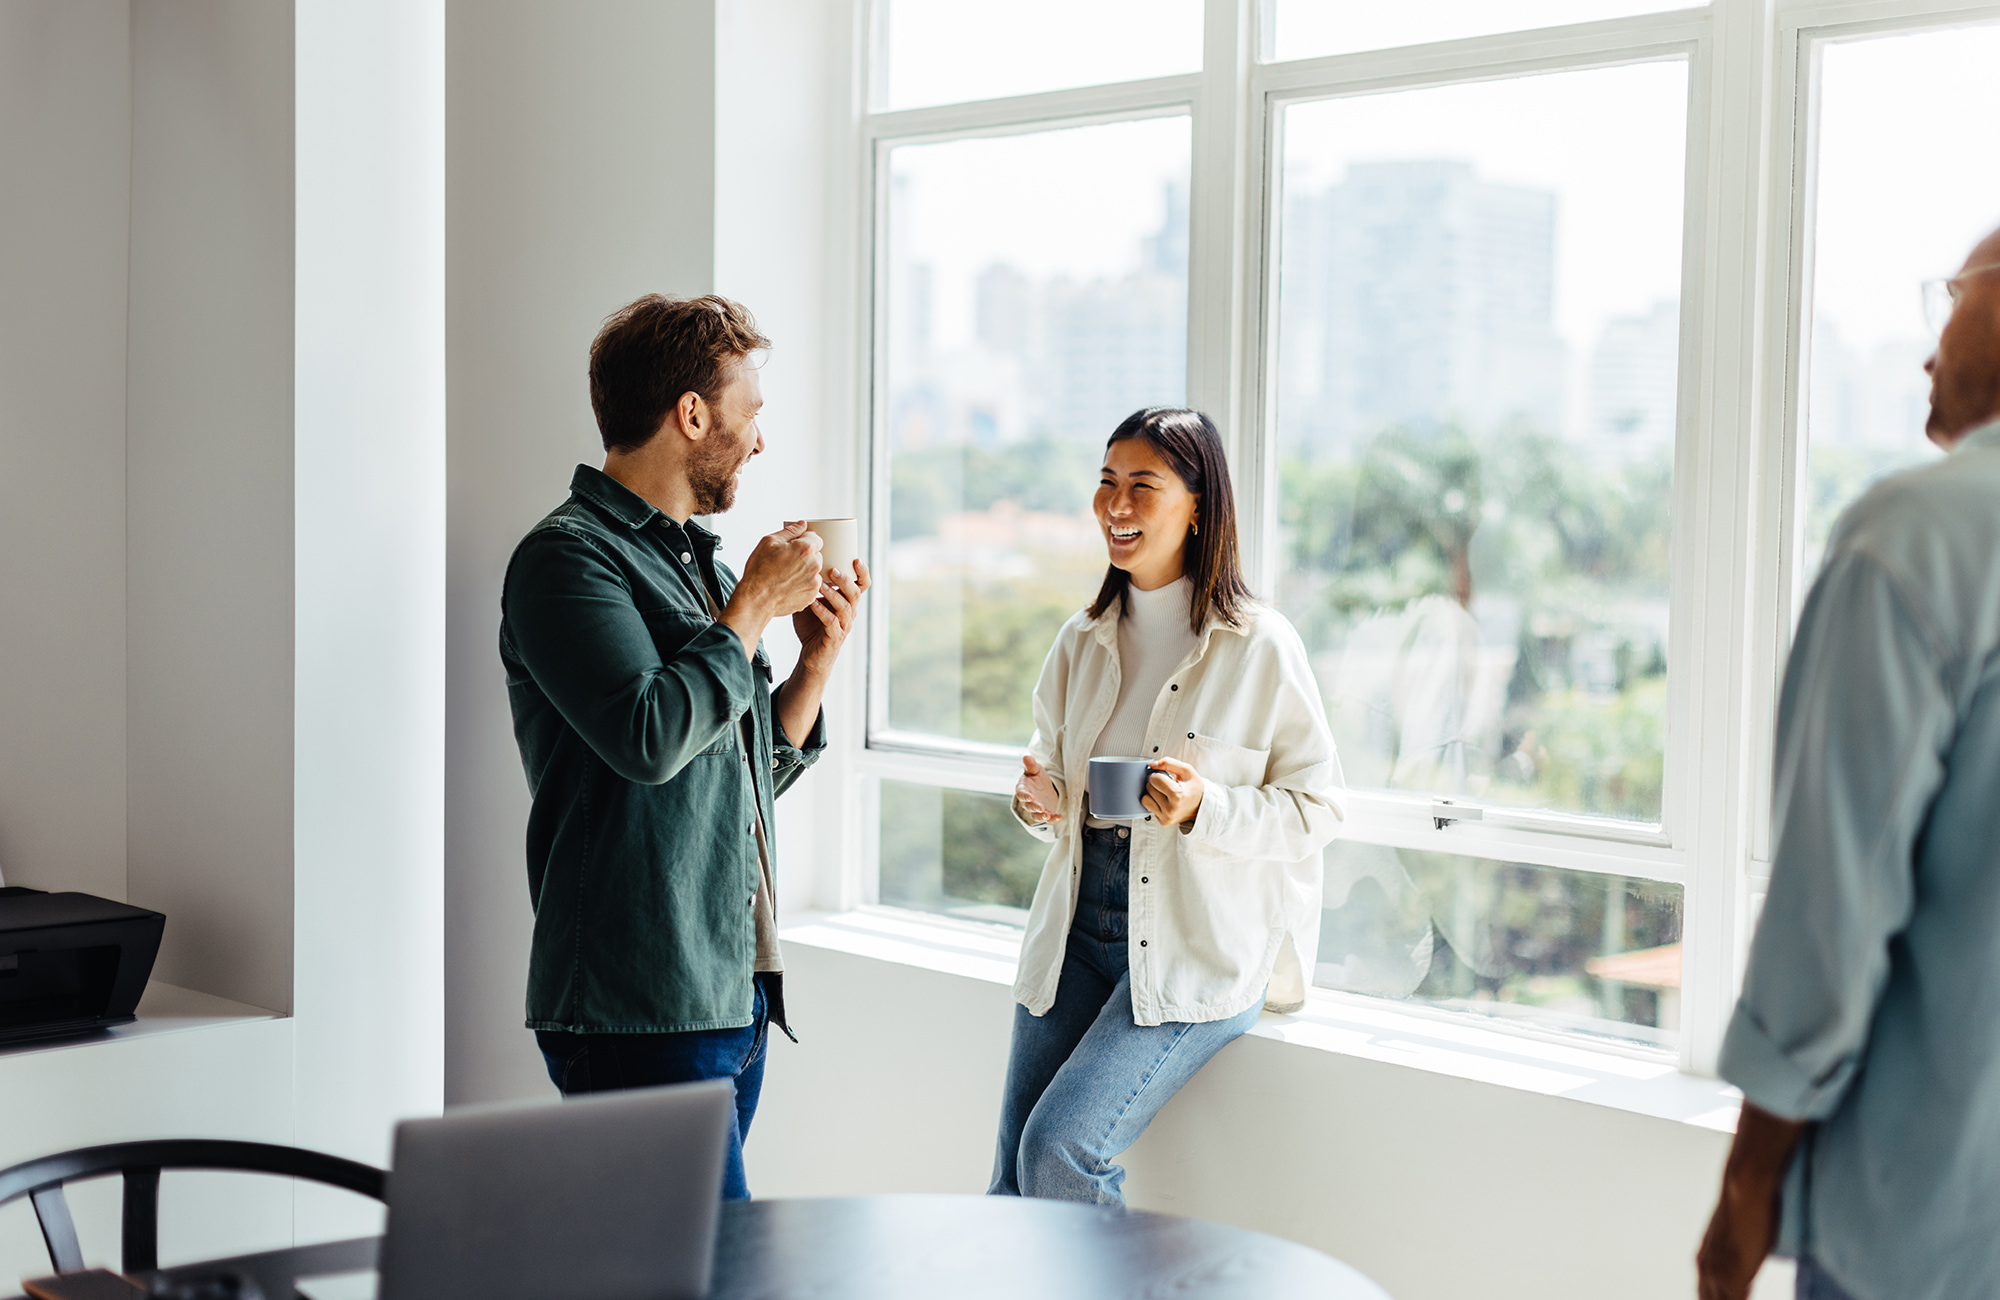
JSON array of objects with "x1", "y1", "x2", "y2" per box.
[{"x1": 1095, "y1": 437, "x2": 1198, "y2": 591}]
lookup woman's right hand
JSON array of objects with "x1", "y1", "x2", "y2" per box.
[{"x1": 1016, "y1": 755, "x2": 1062, "y2": 825}]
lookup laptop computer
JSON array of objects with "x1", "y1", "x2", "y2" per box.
[{"x1": 357, "y1": 1079, "x2": 734, "y2": 1300}]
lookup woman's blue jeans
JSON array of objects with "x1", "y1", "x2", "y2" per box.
[{"x1": 990, "y1": 825, "x2": 1262, "y2": 1206}]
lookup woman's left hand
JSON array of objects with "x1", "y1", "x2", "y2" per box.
[{"x1": 1142, "y1": 757, "x2": 1204, "y2": 827}]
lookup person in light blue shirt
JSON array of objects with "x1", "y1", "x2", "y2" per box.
[{"x1": 1698, "y1": 226, "x2": 2000, "y2": 1300}]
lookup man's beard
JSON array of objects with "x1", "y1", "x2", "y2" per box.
[{"x1": 687, "y1": 430, "x2": 745, "y2": 515}]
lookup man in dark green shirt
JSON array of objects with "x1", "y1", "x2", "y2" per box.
[{"x1": 500, "y1": 294, "x2": 866, "y2": 1199}]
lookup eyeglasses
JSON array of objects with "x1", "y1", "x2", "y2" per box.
[{"x1": 1922, "y1": 262, "x2": 2000, "y2": 335}]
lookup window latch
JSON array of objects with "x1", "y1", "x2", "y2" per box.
[{"x1": 1431, "y1": 800, "x2": 1484, "y2": 831}]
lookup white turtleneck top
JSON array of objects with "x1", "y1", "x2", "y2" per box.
[{"x1": 1091, "y1": 576, "x2": 1200, "y2": 762}]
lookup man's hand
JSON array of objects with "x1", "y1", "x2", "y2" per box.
[
  {"x1": 1141, "y1": 756, "x2": 1204, "y2": 827},
  {"x1": 792, "y1": 560, "x2": 871, "y2": 681},
  {"x1": 720, "y1": 522, "x2": 823, "y2": 660},
  {"x1": 770, "y1": 555, "x2": 869, "y2": 748},
  {"x1": 1016, "y1": 755, "x2": 1062, "y2": 825},
  {"x1": 1696, "y1": 1103, "x2": 1805, "y2": 1300}
]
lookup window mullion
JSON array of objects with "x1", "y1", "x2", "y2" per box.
[
  {"x1": 1673, "y1": 0, "x2": 1783, "y2": 1078},
  {"x1": 1190, "y1": 0, "x2": 1263, "y2": 580}
]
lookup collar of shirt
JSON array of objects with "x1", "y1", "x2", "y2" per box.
[
  {"x1": 567, "y1": 463, "x2": 724, "y2": 555},
  {"x1": 1086, "y1": 592, "x2": 1252, "y2": 659},
  {"x1": 1952, "y1": 417, "x2": 2000, "y2": 456}
]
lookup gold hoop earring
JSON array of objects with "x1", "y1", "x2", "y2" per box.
[{"x1": 1191, "y1": 522, "x2": 1199, "y2": 536}]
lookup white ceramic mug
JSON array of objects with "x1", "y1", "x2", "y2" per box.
[{"x1": 805, "y1": 517, "x2": 859, "y2": 581}]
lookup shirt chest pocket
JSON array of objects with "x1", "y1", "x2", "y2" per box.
[
  {"x1": 1178, "y1": 732, "x2": 1271, "y2": 788},
  {"x1": 636, "y1": 602, "x2": 763, "y2": 757},
  {"x1": 638, "y1": 601, "x2": 712, "y2": 661}
]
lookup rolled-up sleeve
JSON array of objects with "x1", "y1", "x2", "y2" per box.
[
  {"x1": 504, "y1": 526, "x2": 756, "y2": 786},
  {"x1": 772, "y1": 698, "x2": 827, "y2": 797},
  {"x1": 1011, "y1": 632, "x2": 1073, "y2": 842},
  {"x1": 1721, "y1": 552, "x2": 1954, "y2": 1120}
]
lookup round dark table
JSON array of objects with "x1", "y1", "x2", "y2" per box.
[
  {"x1": 706, "y1": 1194, "x2": 1389, "y2": 1299},
  {"x1": 112, "y1": 1193, "x2": 1389, "y2": 1299}
]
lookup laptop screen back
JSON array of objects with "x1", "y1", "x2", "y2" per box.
[{"x1": 377, "y1": 1080, "x2": 732, "y2": 1300}]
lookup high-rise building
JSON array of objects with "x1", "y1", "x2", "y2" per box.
[
  {"x1": 1039, "y1": 265, "x2": 1186, "y2": 443},
  {"x1": 895, "y1": 180, "x2": 1189, "y2": 451},
  {"x1": 1279, "y1": 160, "x2": 1566, "y2": 456},
  {"x1": 1809, "y1": 317, "x2": 1933, "y2": 452},
  {"x1": 1585, "y1": 299, "x2": 1680, "y2": 460}
]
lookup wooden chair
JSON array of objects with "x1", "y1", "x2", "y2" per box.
[{"x1": 0, "y1": 1140, "x2": 386, "y2": 1275}]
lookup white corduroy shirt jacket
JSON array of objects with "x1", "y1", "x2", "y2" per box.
[{"x1": 1013, "y1": 599, "x2": 1345, "y2": 1026}]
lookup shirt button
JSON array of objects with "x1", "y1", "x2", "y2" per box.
[
  {"x1": 1170, "y1": 684, "x2": 1178, "y2": 691},
  {"x1": 1139, "y1": 940, "x2": 1148, "y2": 947},
  {"x1": 681, "y1": 552, "x2": 693, "y2": 563},
  {"x1": 1186, "y1": 732, "x2": 1194, "y2": 739},
  {"x1": 1140, "y1": 876, "x2": 1149, "y2": 884},
  {"x1": 1152, "y1": 746, "x2": 1159, "y2": 753}
]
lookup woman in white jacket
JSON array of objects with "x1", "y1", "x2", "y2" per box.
[{"x1": 990, "y1": 406, "x2": 1345, "y2": 1205}]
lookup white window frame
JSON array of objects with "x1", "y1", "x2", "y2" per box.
[{"x1": 835, "y1": 0, "x2": 2000, "y2": 1079}]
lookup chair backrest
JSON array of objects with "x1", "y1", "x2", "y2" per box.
[{"x1": 0, "y1": 1139, "x2": 387, "y2": 1275}]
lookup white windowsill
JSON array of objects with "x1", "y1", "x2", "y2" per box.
[
  {"x1": 781, "y1": 909, "x2": 1742, "y2": 1134},
  {"x1": 0, "y1": 980, "x2": 281, "y2": 1065}
]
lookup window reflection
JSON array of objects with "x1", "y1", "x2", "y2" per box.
[
  {"x1": 1273, "y1": 64, "x2": 1687, "y2": 824},
  {"x1": 1317, "y1": 841, "x2": 1684, "y2": 1043}
]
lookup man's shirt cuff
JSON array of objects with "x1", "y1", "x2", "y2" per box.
[
  {"x1": 1719, "y1": 1003, "x2": 1858, "y2": 1122},
  {"x1": 774, "y1": 701, "x2": 828, "y2": 768}
]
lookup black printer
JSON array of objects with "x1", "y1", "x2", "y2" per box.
[{"x1": 0, "y1": 887, "x2": 165, "y2": 1046}]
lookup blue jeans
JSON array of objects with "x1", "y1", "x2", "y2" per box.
[
  {"x1": 1796, "y1": 1257, "x2": 1863, "y2": 1300},
  {"x1": 536, "y1": 975, "x2": 769, "y2": 1201},
  {"x1": 990, "y1": 825, "x2": 1262, "y2": 1206}
]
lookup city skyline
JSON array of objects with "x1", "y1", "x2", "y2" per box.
[{"x1": 892, "y1": 155, "x2": 1695, "y2": 469}]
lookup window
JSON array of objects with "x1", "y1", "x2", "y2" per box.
[
  {"x1": 1268, "y1": 0, "x2": 1703, "y2": 60},
  {"x1": 1274, "y1": 63, "x2": 1689, "y2": 1043},
  {"x1": 1797, "y1": 25, "x2": 2000, "y2": 581},
  {"x1": 1320, "y1": 842, "x2": 1684, "y2": 1045},
  {"x1": 875, "y1": 0, "x2": 1203, "y2": 110},
  {"x1": 1274, "y1": 62, "x2": 1687, "y2": 825},
  {"x1": 851, "y1": 0, "x2": 1996, "y2": 1074},
  {"x1": 879, "y1": 119, "x2": 1192, "y2": 748},
  {"x1": 878, "y1": 781, "x2": 1043, "y2": 923}
]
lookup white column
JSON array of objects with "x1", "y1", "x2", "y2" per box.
[{"x1": 294, "y1": 0, "x2": 447, "y2": 1234}]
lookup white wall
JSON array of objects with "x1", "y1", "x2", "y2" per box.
[
  {"x1": 0, "y1": 0, "x2": 132, "y2": 903},
  {"x1": 0, "y1": 0, "x2": 446, "y2": 1270},
  {"x1": 125, "y1": 0, "x2": 297, "y2": 1014},
  {"x1": 444, "y1": 0, "x2": 720, "y2": 1107}
]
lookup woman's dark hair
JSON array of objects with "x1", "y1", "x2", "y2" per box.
[{"x1": 1087, "y1": 407, "x2": 1254, "y2": 634}]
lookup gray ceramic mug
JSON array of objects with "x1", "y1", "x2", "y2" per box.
[{"x1": 1087, "y1": 756, "x2": 1155, "y2": 821}]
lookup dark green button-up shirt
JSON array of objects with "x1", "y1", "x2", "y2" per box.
[{"x1": 501, "y1": 465, "x2": 824, "y2": 1034}]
